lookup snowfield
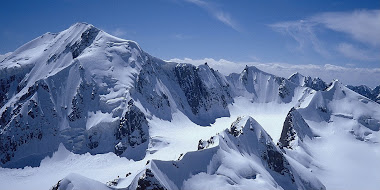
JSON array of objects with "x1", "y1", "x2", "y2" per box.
[{"x1": 0, "y1": 23, "x2": 379, "y2": 190}]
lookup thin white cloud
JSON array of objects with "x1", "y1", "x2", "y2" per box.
[
  {"x1": 215, "y1": 12, "x2": 236, "y2": 30},
  {"x1": 167, "y1": 57, "x2": 380, "y2": 88},
  {"x1": 168, "y1": 57, "x2": 239, "y2": 73},
  {"x1": 110, "y1": 28, "x2": 127, "y2": 37},
  {"x1": 337, "y1": 43, "x2": 380, "y2": 61},
  {"x1": 312, "y1": 10, "x2": 380, "y2": 46},
  {"x1": 248, "y1": 55, "x2": 260, "y2": 61},
  {"x1": 270, "y1": 9, "x2": 380, "y2": 61},
  {"x1": 185, "y1": 0, "x2": 241, "y2": 32},
  {"x1": 270, "y1": 20, "x2": 330, "y2": 57}
]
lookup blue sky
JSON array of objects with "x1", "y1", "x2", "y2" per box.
[{"x1": 1, "y1": 0, "x2": 380, "y2": 82}]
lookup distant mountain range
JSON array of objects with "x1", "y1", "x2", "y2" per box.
[
  {"x1": 346, "y1": 85, "x2": 380, "y2": 104},
  {"x1": 288, "y1": 72, "x2": 380, "y2": 104}
]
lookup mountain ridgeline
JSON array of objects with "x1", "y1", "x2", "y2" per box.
[
  {"x1": 346, "y1": 85, "x2": 380, "y2": 104},
  {"x1": 1, "y1": 23, "x2": 379, "y2": 190},
  {"x1": 0, "y1": 23, "x2": 299, "y2": 168}
]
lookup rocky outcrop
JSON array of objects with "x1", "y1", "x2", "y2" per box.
[
  {"x1": 278, "y1": 108, "x2": 314, "y2": 149},
  {"x1": 228, "y1": 66, "x2": 298, "y2": 103},
  {"x1": 135, "y1": 169, "x2": 167, "y2": 190},
  {"x1": 115, "y1": 100, "x2": 149, "y2": 160},
  {"x1": 0, "y1": 79, "x2": 60, "y2": 167},
  {"x1": 347, "y1": 84, "x2": 380, "y2": 104},
  {"x1": 147, "y1": 116, "x2": 324, "y2": 190},
  {"x1": 289, "y1": 72, "x2": 328, "y2": 91}
]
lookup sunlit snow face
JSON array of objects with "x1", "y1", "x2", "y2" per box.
[{"x1": 1, "y1": 22, "x2": 380, "y2": 190}]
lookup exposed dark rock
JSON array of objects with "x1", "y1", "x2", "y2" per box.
[
  {"x1": 106, "y1": 176, "x2": 120, "y2": 187},
  {"x1": 68, "y1": 80, "x2": 97, "y2": 124},
  {"x1": 51, "y1": 180, "x2": 61, "y2": 190},
  {"x1": 197, "y1": 136, "x2": 215, "y2": 150},
  {"x1": 0, "y1": 67, "x2": 31, "y2": 107},
  {"x1": 174, "y1": 64, "x2": 208, "y2": 114},
  {"x1": 229, "y1": 116, "x2": 243, "y2": 137},
  {"x1": 70, "y1": 27, "x2": 99, "y2": 59},
  {"x1": 0, "y1": 107, "x2": 12, "y2": 128},
  {"x1": 347, "y1": 85, "x2": 380, "y2": 104},
  {"x1": 288, "y1": 73, "x2": 328, "y2": 91},
  {"x1": 277, "y1": 78, "x2": 291, "y2": 99},
  {"x1": 278, "y1": 108, "x2": 314, "y2": 149},
  {"x1": 136, "y1": 65, "x2": 171, "y2": 111},
  {"x1": 115, "y1": 102, "x2": 148, "y2": 155},
  {"x1": 87, "y1": 134, "x2": 99, "y2": 149},
  {"x1": 136, "y1": 169, "x2": 166, "y2": 190},
  {"x1": 0, "y1": 79, "x2": 59, "y2": 167},
  {"x1": 262, "y1": 144, "x2": 295, "y2": 182},
  {"x1": 278, "y1": 108, "x2": 297, "y2": 149}
]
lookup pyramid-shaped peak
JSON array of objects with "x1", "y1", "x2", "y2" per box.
[
  {"x1": 242, "y1": 65, "x2": 273, "y2": 76},
  {"x1": 60, "y1": 22, "x2": 99, "y2": 37},
  {"x1": 288, "y1": 72, "x2": 306, "y2": 85},
  {"x1": 289, "y1": 72, "x2": 305, "y2": 78},
  {"x1": 244, "y1": 65, "x2": 259, "y2": 72},
  {"x1": 288, "y1": 72, "x2": 328, "y2": 91},
  {"x1": 69, "y1": 22, "x2": 96, "y2": 30},
  {"x1": 229, "y1": 116, "x2": 270, "y2": 139},
  {"x1": 326, "y1": 79, "x2": 343, "y2": 91},
  {"x1": 278, "y1": 107, "x2": 314, "y2": 149}
]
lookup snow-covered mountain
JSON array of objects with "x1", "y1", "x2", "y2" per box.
[
  {"x1": 288, "y1": 72, "x2": 328, "y2": 91},
  {"x1": 1, "y1": 23, "x2": 379, "y2": 190},
  {"x1": 347, "y1": 85, "x2": 380, "y2": 104},
  {"x1": 126, "y1": 116, "x2": 324, "y2": 190}
]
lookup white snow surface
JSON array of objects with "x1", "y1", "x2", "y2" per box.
[
  {"x1": 294, "y1": 81, "x2": 380, "y2": 190},
  {"x1": 0, "y1": 144, "x2": 133, "y2": 190},
  {"x1": 0, "y1": 23, "x2": 379, "y2": 190},
  {"x1": 0, "y1": 99, "x2": 308, "y2": 190}
]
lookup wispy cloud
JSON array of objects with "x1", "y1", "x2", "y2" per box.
[
  {"x1": 110, "y1": 28, "x2": 127, "y2": 37},
  {"x1": 337, "y1": 43, "x2": 380, "y2": 61},
  {"x1": 185, "y1": 0, "x2": 241, "y2": 32},
  {"x1": 312, "y1": 10, "x2": 380, "y2": 46},
  {"x1": 270, "y1": 9, "x2": 380, "y2": 61},
  {"x1": 270, "y1": 20, "x2": 329, "y2": 57},
  {"x1": 167, "y1": 57, "x2": 380, "y2": 88}
]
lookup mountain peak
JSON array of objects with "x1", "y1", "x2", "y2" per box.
[
  {"x1": 63, "y1": 22, "x2": 99, "y2": 37},
  {"x1": 327, "y1": 80, "x2": 342, "y2": 90},
  {"x1": 228, "y1": 115, "x2": 269, "y2": 139},
  {"x1": 288, "y1": 72, "x2": 306, "y2": 85},
  {"x1": 290, "y1": 72, "x2": 305, "y2": 78},
  {"x1": 229, "y1": 116, "x2": 265, "y2": 137},
  {"x1": 244, "y1": 65, "x2": 259, "y2": 72},
  {"x1": 68, "y1": 22, "x2": 97, "y2": 31},
  {"x1": 242, "y1": 65, "x2": 274, "y2": 77},
  {"x1": 72, "y1": 22, "x2": 92, "y2": 27},
  {"x1": 278, "y1": 108, "x2": 314, "y2": 149},
  {"x1": 346, "y1": 84, "x2": 380, "y2": 104},
  {"x1": 289, "y1": 72, "x2": 327, "y2": 91}
]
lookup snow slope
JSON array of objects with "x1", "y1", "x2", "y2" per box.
[
  {"x1": 0, "y1": 23, "x2": 379, "y2": 190},
  {"x1": 282, "y1": 81, "x2": 380, "y2": 190},
  {"x1": 0, "y1": 22, "x2": 306, "y2": 168}
]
